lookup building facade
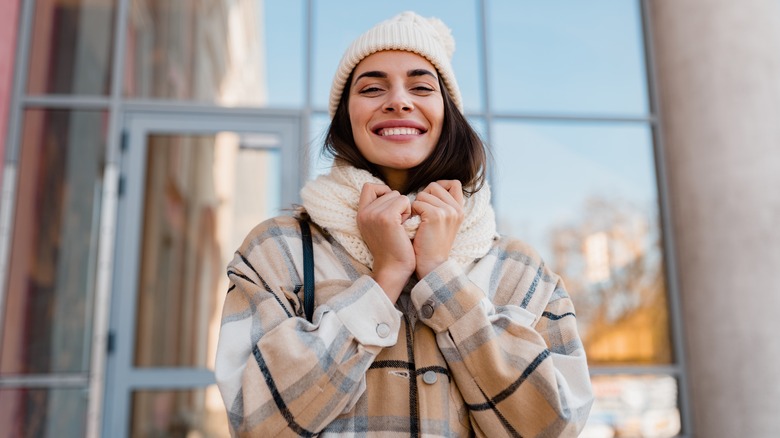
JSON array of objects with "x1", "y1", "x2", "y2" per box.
[{"x1": 1, "y1": 0, "x2": 778, "y2": 437}]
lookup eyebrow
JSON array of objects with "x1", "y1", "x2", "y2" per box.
[
  {"x1": 408, "y1": 68, "x2": 437, "y2": 78},
  {"x1": 354, "y1": 68, "x2": 437, "y2": 82}
]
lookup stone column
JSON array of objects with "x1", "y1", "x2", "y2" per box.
[{"x1": 648, "y1": 1, "x2": 780, "y2": 437}]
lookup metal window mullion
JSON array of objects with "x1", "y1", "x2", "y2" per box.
[
  {"x1": 21, "y1": 95, "x2": 111, "y2": 108},
  {"x1": 123, "y1": 368, "x2": 215, "y2": 389},
  {"x1": 491, "y1": 111, "x2": 656, "y2": 124},
  {"x1": 301, "y1": 0, "x2": 314, "y2": 185},
  {"x1": 87, "y1": 0, "x2": 132, "y2": 435},
  {"x1": 640, "y1": 1, "x2": 692, "y2": 436},
  {"x1": 121, "y1": 99, "x2": 302, "y2": 117},
  {"x1": 0, "y1": 0, "x2": 38, "y2": 372},
  {"x1": 304, "y1": 0, "x2": 313, "y2": 111},
  {"x1": 477, "y1": 0, "x2": 494, "y2": 191},
  {"x1": 587, "y1": 364, "x2": 685, "y2": 377},
  {"x1": 0, "y1": 373, "x2": 89, "y2": 389}
]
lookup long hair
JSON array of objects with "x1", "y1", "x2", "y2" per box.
[{"x1": 323, "y1": 73, "x2": 488, "y2": 195}]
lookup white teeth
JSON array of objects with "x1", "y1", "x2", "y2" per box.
[{"x1": 379, "y1": 127, "x2": 421, "y2": 136}]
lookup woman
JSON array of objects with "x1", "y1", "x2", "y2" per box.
[{"x1": 216, "y1": 11, "x2": 593, "y2": 437}]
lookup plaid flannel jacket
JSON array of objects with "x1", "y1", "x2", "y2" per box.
[{"x1": 216, "y1": 215, "x2": 593, "y2": 437}]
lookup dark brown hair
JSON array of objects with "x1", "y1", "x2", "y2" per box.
[{"x1": 323, "y1": 73, "x2": 488, "y2": 195}]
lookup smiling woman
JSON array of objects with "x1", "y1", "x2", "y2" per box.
[{"x1": 215, "y1": 11, "x2": 594, "y2": 437}]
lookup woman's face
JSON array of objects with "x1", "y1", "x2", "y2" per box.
[{"x1": 348, "y1": 50, "x2": 445, "y2": 190}]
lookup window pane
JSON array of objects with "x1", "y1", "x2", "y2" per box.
[
  {"x1": 583, "y1": 375, "x2": 681, "y2": 438},
  {"x1": 2, "y1": 110, "x2": 105, "y2": 374},
  {"x1": 27, "y1": 0, "x2": 116, "y2": 95},
  {"x1": 124, "y1": 0, "x2": 304, "y2": 107},
  {"x1": 0, "y1": 388, "x2": 87, "y2": 438},
  {"x1": 134, "y1": 133, "x2": 281, "y2": 368},
  {"x1": 493, "y1": 121, "x2": 671, "y2": 365},
  {"x1": 487, "y1": 0, "x2": 648, "y2": 115},
  {"x1": 130, "y1": 386, "x2": 228, "y2": 438},
  {"x1": 467, "y1": 116, "x2": 487, "y2": 144},
  {"x1": 313, "y1": 0, "x2": 483, "y2": 112},
  {"x1": 308, "y1": 113, "x2": 333, "y2": 179}
]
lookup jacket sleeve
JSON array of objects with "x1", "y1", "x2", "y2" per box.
[
  {"x1": 215, "y1": 220, "x2": 402, "y2": 437},
  {"x1": 410, "y1": 258, "x2": 593, "y2": 438}
]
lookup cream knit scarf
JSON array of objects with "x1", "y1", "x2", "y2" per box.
[{"x1": 300, "y1": 164, "x2": 498, "y2": 269}]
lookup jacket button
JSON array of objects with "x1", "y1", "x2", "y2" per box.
[
  {"x1": 422, "y1": 370, "x2": 438, "y2": 385},
  {"x1": 421, "y1": 303, "x2": 434, "y2": 319},
  {"x1": 376, "y1": 323, "x2": 390, "y2": 338}
]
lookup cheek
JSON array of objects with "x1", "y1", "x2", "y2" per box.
[
  {"x1": 430, "y1": 109, "x2": 445, "y2": 140},
  {"x1": 348, "y1": 103, "x2": 367, "y2": 133}
]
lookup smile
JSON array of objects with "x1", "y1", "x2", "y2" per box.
[{"x1": 377, "y1": 127, "x2": 422, "y2": 136}]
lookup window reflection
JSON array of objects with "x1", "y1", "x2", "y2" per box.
[
  {"x1": 134, "y1": 133, "x2": 281, "y2": 368},
  {"x1": 308, "y1": 113, "x2": 333, "y2": 179},
  {"x1": 487, "y1": 0, "x2": 648, "y2": 115},
  {"x1": 582, "y1": 375, "x2": 681, "y2": 438},
  {"x1": 2, "y1": 110, "x2": 105, "y2": 374},
  {"x1": 130, "y1": 386, "x2": 228, "y2": 438},
  {"x1": 0, "y1": 388, "x2": 88, "y2": 438},
  {"x1": 312, "y1": 0, "x2": 482, "y2": 112},
  {"x1": 27, "y1": 0, "x2": 116, "y2": 95},
  {"x1": 493, "y1": 121, "x2": 671, "y2": 365},
  {"x1": 124, "y1": 0, "x2": 304, "y2": 107}
]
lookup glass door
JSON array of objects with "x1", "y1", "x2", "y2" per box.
[{"x1": 104, "y1": 110, "x2": 302, "y2": 437}]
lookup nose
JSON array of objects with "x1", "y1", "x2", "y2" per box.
[{"x1": 383, "y1": 90, "x2": 413, "y2": 113}]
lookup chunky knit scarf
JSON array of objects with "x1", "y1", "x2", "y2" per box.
[{"x1": 300, "y1": 164, "x2": 498, "y2": 269}]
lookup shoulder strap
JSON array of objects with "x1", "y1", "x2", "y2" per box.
[{"x1": 299, "y1": 218, "x2": 315, "y2": 322}]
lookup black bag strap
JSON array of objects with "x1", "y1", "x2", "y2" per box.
[{"x1": 299, "y1": 218, "x2": 315, "y2": 322}]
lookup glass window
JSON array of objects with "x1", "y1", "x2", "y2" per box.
[
  {"x1": 467, "y1": 116, "x2": 487, "y2": 144},
  {"x1": 493, "y1": 120, "x2": 671, "y2": 365},
  {"x1": 2, "y1": 109, "x2": 105, "y2": 374},
  {"x1": 583, "y1": 375, "x2": 681, "y2": 438},
  {"x1": 27, "y1": 0, "x2": 116, "y2": 95},
  {"x1": 124, "y1": 0, "x2": 305, "y2": 107},
  {"x1": 313, "y1": 0, "x2": 483, "y2": 113},
  {"x1": 133, "y1": 133, "x2": 281, "y2": 368},
  {"x1": 130, "y1": 386, "x2": 228, "y2": 438},
  {"x1": 0, "y1": 388, "x2": 88, "y2": 437},
  {"x1": 308, "y1": 113, "x2": 333, "y2": 179},
  {"x1": 487, "y1": 0, "x2": 648, "y2": 115}
]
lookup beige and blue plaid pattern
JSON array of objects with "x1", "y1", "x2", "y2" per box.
[{"x1": 216, "y1": 215, "x2": 593, "y2": 437}]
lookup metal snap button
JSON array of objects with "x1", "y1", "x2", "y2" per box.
[
  {"x1": 421, "y1": 303, "x2": 434, "y2": 319},
  {"x1": 376, "y1": 323, "x2": 390, "y2": 338},
  {"x1": 422, "y1": 370, "x2": 438, "y2": 385}
]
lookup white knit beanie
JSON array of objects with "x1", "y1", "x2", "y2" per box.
[{"x1": 328, "y1": 11, "x2": 463, "y2": 118}]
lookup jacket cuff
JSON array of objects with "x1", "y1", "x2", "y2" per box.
[
  {"x1": 410, "y1": 260, "x2": 484, "y2": 333},
  {"x1": 334, "y1": 275, "x2": 402, "y2": 347}
]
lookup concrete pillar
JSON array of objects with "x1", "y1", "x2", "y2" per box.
[{"x1": 648, "y1": 1, "x2": 780, "y2": 437}]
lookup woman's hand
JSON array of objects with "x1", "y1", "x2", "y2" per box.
[
  {"x1": 357, "y1": 183, "x2": 416, "y2": 302},
  {"x1": 412, "y1": 180, "x2": 465, "y2": 279}
]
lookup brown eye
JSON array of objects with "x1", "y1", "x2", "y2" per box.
[{"x1": 359, "y1": 87, "x2": 383, "y2": 95}]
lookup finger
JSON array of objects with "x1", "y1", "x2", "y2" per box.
[
  {"x1": 414, "y1": 191, "x2": 450, "y2": 209},
  {"x1": 419, "y1": 183, "x2": 463, "y2": 212},
  {"x1": 412, "y1": 197, "x2": 456, "y2": 220},
  {"x1": 361, "y1": 191, "x2": 412, "y2": 227},
  {"x1": 358, "y1": 183, "x2": 392, "y2": 210},
  {"x1": 431, "y1": 180, "x2": 464, "y2": 205},
  {"x1": 367, "y1": 189, "x2": 409, "y2": 213}
]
